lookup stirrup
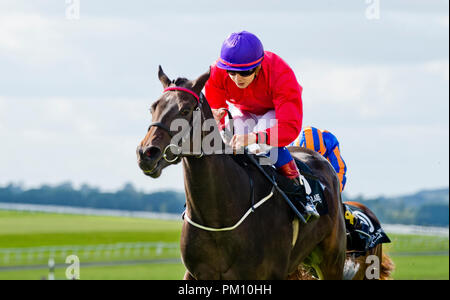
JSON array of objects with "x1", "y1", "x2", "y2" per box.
[{"x1": 303, "y1": 202, "x2": 320, "y2": 222}]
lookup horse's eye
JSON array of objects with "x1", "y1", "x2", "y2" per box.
[{"x1": 180, "y1": 109, "x2": 190, "y2": 117}]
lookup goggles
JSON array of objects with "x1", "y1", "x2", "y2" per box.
[{"x1": 227, "y1": 67, "x2": 257, "y2": 77}]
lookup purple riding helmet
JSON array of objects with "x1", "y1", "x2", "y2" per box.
[{"x1": 217, "y1": 31, "x2": 264, "y2": 72}]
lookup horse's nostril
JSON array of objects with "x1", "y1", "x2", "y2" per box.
[{"x1": 144, "y1": 146, "x2": 161, "y2": 159}]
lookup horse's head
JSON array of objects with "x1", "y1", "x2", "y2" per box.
[{"x1": 137, "y1": 66, "x2": 210, "y2": 178}]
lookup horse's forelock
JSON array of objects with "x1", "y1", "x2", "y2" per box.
[{"x1": 173, "y1": 77, "x2": 190, "y2": 87}]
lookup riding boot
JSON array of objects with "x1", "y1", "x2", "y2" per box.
[{"x1": 277, "y1": 160, "x2": 320, "y2": 221}]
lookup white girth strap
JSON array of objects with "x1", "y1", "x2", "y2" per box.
[{"x1": 183, "y1": 186, "x2": 275, "y2": 232}]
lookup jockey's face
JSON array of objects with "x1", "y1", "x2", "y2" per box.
[{"x1": 227, "y1": 66, "x2": 261, "y2": 89}]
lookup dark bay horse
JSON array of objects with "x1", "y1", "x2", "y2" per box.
[{"x1": 137, "y1": 67, "x2": 356, "y2": 279}]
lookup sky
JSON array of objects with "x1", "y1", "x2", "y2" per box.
[{"x1": 0, "y1": 0, "x2": 448, "y2": 198}]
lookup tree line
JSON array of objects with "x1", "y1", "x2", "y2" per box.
[
  {"x1": 0, "y1": 182, "x2": 185, "y2": 214},
  {"x1": 0, "y1": 183, "x2": 448, "y2": 226}
]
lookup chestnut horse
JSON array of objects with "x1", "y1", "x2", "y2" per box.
[
  {"x1": 342, "y1": 201, "x2": 395, "y2": 280},
  {"x1": 137, "y1": 67, "x2": 388, "y2": 279}
]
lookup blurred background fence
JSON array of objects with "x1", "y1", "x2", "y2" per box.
[{"x1": 0, "y1": 242, "x2": 180, "y2": 268}]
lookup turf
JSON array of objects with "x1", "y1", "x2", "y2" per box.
[
  {"x1": 389, "y1": 255, "x2": 449, "y2": 280},
  {"x1": 384, "y1": 234, "x2": 449, "y2": 254},
  {"x1": 0, "y1": 262, "x2": 187, "y2": 280},
  {"x1": 0, "y1": 210, "x2": 448, "y2": 280},
  {"x1": 0, "y1": 210, "x2": 182, "y2": 248}
]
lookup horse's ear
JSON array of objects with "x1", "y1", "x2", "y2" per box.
[
  {"x1": 158, "y1": 65, "x2": 171, "y2": 89},
  {"x1": 191, "y1": 68, "x2": 211, "y2": 95}
]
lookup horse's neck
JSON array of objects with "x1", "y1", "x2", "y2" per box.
[
  {"x1": 182, "y1": 155, "x2": 249, "y2": 228},
  {"x1": 182, "y1": 98, "x2": 250, "y2": 226}
]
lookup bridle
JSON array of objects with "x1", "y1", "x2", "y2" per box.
[
  {"x1": 146, "y1": 85, "x2": 282, "y2": 231},
  {"x1": 147, "y1": 86, "x2": 205, "y2": 163}
]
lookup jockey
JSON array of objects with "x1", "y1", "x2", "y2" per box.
[
  {"x1": 205, "y1": 30, "x2": 319, "y2": 220},
  {"x1": 292, "y1": 126, "x2": 347, "y2": 193}
]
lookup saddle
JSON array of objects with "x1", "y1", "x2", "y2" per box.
[{"x1": 343, "y1": 203, "x2": 391, "y2": 256}]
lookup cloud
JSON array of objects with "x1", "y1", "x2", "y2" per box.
[
  {"x1": 0, "y1": 0, "x2": 448, "y2": 197},
  {"x1": 292, "y1": 59, "x2": 449, "y2": 126},
  {"x1": 0, "y1": 96, "x2": 185, "y2": 192},
  {"x1": 341, "y1": 123, "x2": 449, "y2": 197},
  {"x1": 0, "y1": 3, "x2": 448, "y2": 99},
  {"x1": 423, "y1": 60, "x2": 450, "y2": 81},
  {"x1": 287, "y1": 58, "x2": 449, "y2": 197},
  {"x1": 0, "y1": 12, "x2": 66, "y2": 64},
  {"x1": 437, "y1": 15, "x2": 449, "y2": 28}
]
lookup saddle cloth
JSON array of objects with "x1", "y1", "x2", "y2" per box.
[
  {"x1": 344, "y1": 203, "x2": 391, "y2": 254},
  {"x1": 293, "y1": 158, "x2": 328, "y2": 216}
]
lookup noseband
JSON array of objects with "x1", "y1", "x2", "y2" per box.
[{"x1": 148, "y1": 86, "x2": 204, "y2": 163}]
